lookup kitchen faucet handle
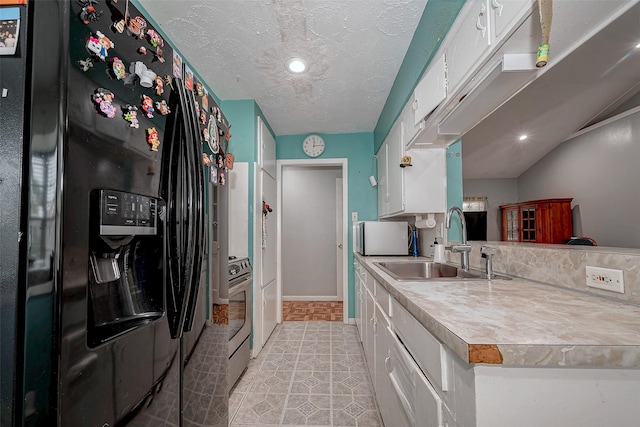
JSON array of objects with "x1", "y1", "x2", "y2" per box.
[
  {"x1": 450, "y1": 244, "x2": 472, "y2": 253},
  {"x1": 480, "y1": 245, "x2": 496, "y2": 256}
]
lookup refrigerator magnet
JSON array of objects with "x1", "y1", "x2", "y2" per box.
[
  {"x1": 122, "y1": 105, "x2": 139, "y2": 128},
  {"x1": 146, "y1": 29, "x2": 163, "y2": 48},
  {"x1": 78, "y1": 0, "x2": 102, "y2": 25},
  {"x1": 209, "y1": 165, "x2": 218, "y2": 185},
  {"x1": 152, "y1": 47, "x2": 165, "y2": 63},
  {"x1": 146, "y1": 128, "x2": 160, "y2": 151},
  {"x1": 86, "y1": 31, "x2": 113, "y2": 61},
  {"x1": 140, "y1": 95, "x2": 154, "y2": 118},
  {"x1": 218, "y1": 172, "x2": 225, "y2": 186},
  {"x1": 153, "y1": 76, "x2": 164, "y2": 95},
  {"x1": 202, "y1": 153, "x2": 211, "y2": 166},
  {"x1": 92, "y1": 88, "x2": 116, "y2": 118},
  {"x1": 207, "y1": 116, "x2": 219, "y2": 153},
  {"x1": 195, "y1": 82, "x2": 204, "y2": 97},
  {"x1": 155, "y1": 100, "x2": 170, "y2": 116},
  {"x1": 200, "y1": 109, "x2": 207, "y2": 125},
  {"x1": 202, "y1": 127, "x2": 210, "y2": 145},
  {"x1": 111, "y1": 57, "x2": 126, "y2": 80},
  {"x1": 113, "y1": 18, "x2": 126, "y2": 34},
  {"x1": 172, "y1": 51, "x2": 182, "y2": 79},
  {"x1": 184, "y1": 66, "x2": 194, "y2": 91},
  {"x1": 77, "y1": 57, "x2": 93, "y2": 72},
  {"x1": 127, "y1": 16, "x2": 147, "y2": 39}
]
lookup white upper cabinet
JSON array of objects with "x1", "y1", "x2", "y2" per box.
[
  {"x1": 377, "y1": 118, "x2": 446, "y2": 219},
  {"x1": 386, "y1": 122, "x2": 404, "y2": 216},
  {"x1": 445, "y1": 1, "x2": 492, "y2": 95},
  {"x1": 376, "y1": 141, "x2": 389, "y2": 217},
  {"x1": 490, "y1": 0, "x2": 535, "y2": 42},
  {"x1": 410, "y1": 53, "x2": 447, "y2": 136}
]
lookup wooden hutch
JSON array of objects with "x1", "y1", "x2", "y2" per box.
[{"x1": 500, "y1": 198, "x2": 573, "y2": 244}]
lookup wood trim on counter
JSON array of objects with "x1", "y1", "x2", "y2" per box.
[{"x1": 469, "y1": 344, "x2": 504, "y2": 364}]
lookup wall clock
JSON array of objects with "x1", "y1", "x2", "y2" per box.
[{"x1": 302, "y1": 134, "x2": 325, "y2": 158}]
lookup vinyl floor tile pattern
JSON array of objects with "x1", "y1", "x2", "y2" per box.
[{"x1": 229, "y1": 322, "x2": 383, "y2": 427}]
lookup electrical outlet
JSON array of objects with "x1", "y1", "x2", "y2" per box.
[
  {"x1": 586, "y1": 266, "x2": 624, "y2": 293},
  {"x1": 352, "y1": 212, "x2": 358, "y2": 222}
]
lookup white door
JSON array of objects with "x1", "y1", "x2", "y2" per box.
[
  {"x1": 335, "y1": 178, "x2": 343, "y2": 302},
  {"x1": 261, "y1": 172, "x2": 277, "y2": 345}
]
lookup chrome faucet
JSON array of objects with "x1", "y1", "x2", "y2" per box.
[{"x1": 445, "y1": 206, "x2": 471, "y2": 270}]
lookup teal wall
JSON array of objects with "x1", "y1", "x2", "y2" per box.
[
  {"x1": 221, "y1": 100, "x2": 258, "y2": 163},
  {"x1": 139, "y1": 0, "x2": 467, "y2": 321},
  {"x1": 446, "y1": 140, "x2": 464, "y2": 241},
  {"x1": 373, "y1": 0, "x2": 466, "y2": 152},
  {"x1": 277, "y1": 133, "x2": 377, "y2": 318}
]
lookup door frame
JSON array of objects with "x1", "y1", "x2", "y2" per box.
[{"x1": 276, "y1": 158, "x2": 349, "y2": 324}]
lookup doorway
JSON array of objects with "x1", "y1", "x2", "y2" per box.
[{"x1": 277, "y1": 159, "x2": 349, "y2": 324}]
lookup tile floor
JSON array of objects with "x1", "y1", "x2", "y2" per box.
[{"x1": 229, "y1": 322, "x2": 383, "y2": 427}]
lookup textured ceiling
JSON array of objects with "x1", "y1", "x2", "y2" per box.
[{"x1": 139, "y1": 0, "x2": 428, "y2": 135}]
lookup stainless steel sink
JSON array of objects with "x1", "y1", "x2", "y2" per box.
[{"x1": 373, "y1": 261, "x2": 510, "y2": 281}]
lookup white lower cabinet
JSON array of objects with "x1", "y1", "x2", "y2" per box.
[
  {"x1": 359, "y1": 259, "x2": 640, "y2": 427},
  {"x1": 363, "y1": 287, "x2": 376, "y2": 380},
  {"x1": 363, "y1": 275, "x2": 447, "y2": 427},
  {"x1": 354, "y1": 261, "x2": 363, "y2": 341},
  {"x1": 375, "y1": 318, "x2": 417, "y2": 427}
]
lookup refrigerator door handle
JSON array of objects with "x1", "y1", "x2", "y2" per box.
[
  {"x1": 164, "y1": 77, "x2": 197, "y2": 339},
  {"x1": 181, "y1": 86, "x2": 205, "y2": 333}
]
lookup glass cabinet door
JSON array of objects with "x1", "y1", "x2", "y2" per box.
[
  {"x1": 506, "y1": 209, "x2": 519, "y2": 241},
  {"x1": 521, "y1": 207, "x2": 536, "y2": 241}
]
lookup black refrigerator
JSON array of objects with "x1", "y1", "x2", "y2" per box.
[{"x1": 0, "y1": 1, "x2": 228, "y2": 426}]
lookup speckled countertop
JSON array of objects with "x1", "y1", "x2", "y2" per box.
[{"x1": 357, "y1": 254, "x2": 640, "y2": 368}]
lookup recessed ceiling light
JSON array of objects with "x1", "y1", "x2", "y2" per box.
[
  {"x1": 519, "y1": 134, "x2": 528, "y2": 141},
  {"x1": 285, "y1": 58, "x2": 308, "y2": 74}
]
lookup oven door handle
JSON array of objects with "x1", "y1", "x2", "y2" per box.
[{"x1": 229, "y1": 277, "x2": 252, "y2": 297}]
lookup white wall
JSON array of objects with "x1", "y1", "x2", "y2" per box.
[
  {"x1": 518, "y1": 110, "x2": 640, "y2": 248},
  {"x1": 463, "y1": 178, "x2": 518, "y2": 241},
  {"x1": 282, "y1": 166, "x2": 342, "y2": 299}
]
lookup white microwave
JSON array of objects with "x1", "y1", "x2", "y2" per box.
[{"x1": 355, "y1": 221, "x2": 408, "y2": 255}]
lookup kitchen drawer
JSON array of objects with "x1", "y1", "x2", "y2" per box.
[
  {"x1": 375, "y1": 281, "x2": 390, "y2": 317},
  {"x1": 386, "y1": 328, "x2": 418, "y2": 427},
  {"x1": 391, "y1": 298, "x2": 449, "y2": 392}
]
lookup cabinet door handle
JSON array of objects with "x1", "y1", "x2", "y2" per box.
[
  {"x1": 491, "y1": 0, "x2": 503, "y2": 15},
  {"x1": 476, "y1": 5, "x2": 487, "y2": 38},
  {"x1": 412, "y1": 99, "x2": 418, "y2": 112},
  {"x1": 385, "y1": 355, "x2": 392, "y2": 373}
]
